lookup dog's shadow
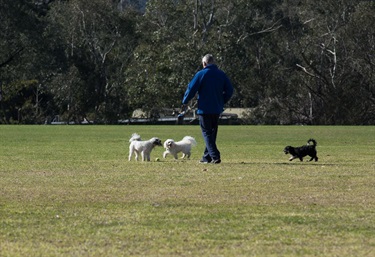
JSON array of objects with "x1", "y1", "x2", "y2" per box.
[{"x1": 238, "y1": 161, "x2": 337, "y2": 166}]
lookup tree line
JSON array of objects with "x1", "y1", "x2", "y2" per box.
[{"x1": 0, "y1": 0, "x2": 374, "y2": 125}]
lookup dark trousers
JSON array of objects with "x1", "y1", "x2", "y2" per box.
[{"x1": 199, "y1": 114, "x2": 220, "y2": 161}]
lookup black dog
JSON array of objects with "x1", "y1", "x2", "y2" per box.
[{"x1": 283, "y1": 139, "x2": 318, "y2": 162}]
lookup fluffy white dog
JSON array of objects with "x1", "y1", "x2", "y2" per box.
[
  {"x1": 163, "y1": 136, "x2": 197, "y2": 159},
  {"x1": 128, "y1": 133, "x2": 162, "y2": 161}
]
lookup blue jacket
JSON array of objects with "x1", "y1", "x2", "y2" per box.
[{"x1": 182, "y1": 64, "x2": 234, "y2": 115}]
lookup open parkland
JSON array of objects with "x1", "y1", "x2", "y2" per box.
[{"x1": 0, "y1": 125, "x2": 374, "y2": 256}]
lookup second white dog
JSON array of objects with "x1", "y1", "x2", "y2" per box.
[
  {"x1": 128, "y1": 133, "x2": 162, "y2": 161},
  {"x1": 163, "y1": 136, "x2": 197, "y2": 159}
]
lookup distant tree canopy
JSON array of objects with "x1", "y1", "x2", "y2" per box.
[{"x1": 0, "y1": 0, "x2": 374, "y2": 124}]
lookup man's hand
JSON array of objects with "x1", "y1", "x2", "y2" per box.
[{"x1": 181, "y1": 104, "x2": 187, "y2": 112}]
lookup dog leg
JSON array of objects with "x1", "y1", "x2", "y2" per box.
[
  {"x1": 128, "y1": 149, "x2": 133, "y2": 161},
  {"x1": 163, "y1": 151, "x2": 169, "y2": 158},
  {"x1": 173, "y1": 153, "x2": 178, "y2": 159},
  {"x1": 143, "y1": 150, "x2": 151, "y2": 161},
  {"x1": 184, "y1": 152, "x2": 191, "y2": 159},
  {"x1": 289, "y1": 155, "x2": 303, "y2": 161},
  {"x1": 134, "y1": 151, "x2": 139, "y2": 161}
]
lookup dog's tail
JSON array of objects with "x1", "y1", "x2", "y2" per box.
[
  {"x1": 183, "y1": 136, "x2": 197, "y2": 146},
  {"x1": 307, "y1": 138, "x2": 317, "y2": 146},
  {"x1": 129, "y1": 133, "x2": 141, "y2": 142}
]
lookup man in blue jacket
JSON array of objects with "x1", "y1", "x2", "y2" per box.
[{"x1": 182, "y1": 54, "x2": 234, "y2": 164}]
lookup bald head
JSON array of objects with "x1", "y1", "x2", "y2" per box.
[{"x1": 202, "y1": 54, "x2": 215, "y2": 67}]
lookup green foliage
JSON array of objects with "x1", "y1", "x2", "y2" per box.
[
  {"x1": 43, "y1": 0, "x2": 139, "y2": 123},
  {"x1": 0, "y1": 80, "x2": 52, "y2": 124},
  {"x1": 0, "y1": 0, "x2": 374, "y2": 124},
  {"x1": 0, "y1": 125, "x2": 374, "y2": 256}
]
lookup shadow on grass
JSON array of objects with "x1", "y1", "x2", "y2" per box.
[{"x1": 236, "y1": 161, "x2": 338, "y2": 166}]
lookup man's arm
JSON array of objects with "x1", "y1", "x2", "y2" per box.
[
  {"x1": 223, "y1": 76, "x2": 234, "y2": 104},
  {"x1": 182, "y1": 73, "x2": 201, "y2": 104}
]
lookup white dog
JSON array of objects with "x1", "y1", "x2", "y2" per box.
[
  {"x1": 163, "y1": 136, "x2": 197, "y2": 159},
  {"x1": 128, "y1": 133, "x2": 162, "y2": 161}
]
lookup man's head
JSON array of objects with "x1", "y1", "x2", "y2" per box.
[{"x1": 202, "y1": 54, "x2": 214, "y2": 68}]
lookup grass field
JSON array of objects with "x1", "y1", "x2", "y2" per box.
[{"x1": 0, "y1": 125, "x2": 374, "y2": 256}]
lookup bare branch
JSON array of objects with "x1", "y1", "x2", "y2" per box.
[
  {"x1": 303, "y1": 18, "x2": 315, "y2": 24},
  {"x1": 0, "y1": 47, "x2": 24, "y2": 68},
  {"x1": 296, "y1": 64, "x2": 320, "y2": 78},
  {"x1": 237, "y1": 19, "x2": 283, "y2": 44}
]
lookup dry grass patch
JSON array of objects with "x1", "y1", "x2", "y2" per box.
[{"x1": 0, "y1": 125, "x2": 374, "y2": 256}]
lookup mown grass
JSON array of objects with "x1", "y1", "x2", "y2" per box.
[{"x1": 0, "y1": 125, "x2": 374, "y2": 256}]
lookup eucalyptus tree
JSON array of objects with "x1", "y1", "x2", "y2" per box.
[
  {"x1": 125, "y1": 0, "x2": 249, "y2": 114},
  {"x1": 234, "y1": 0, "x2": 375, "y2": 125},
  {"x1": 126, "y1": 0, "x2": 311, "y2": 123},
  {"x1": 45, "y1": 0, "x2": 138, "y2": 123},
  {"x1": 332, "y1": 0, "x2": 375, "y2": 124},
  {"x1": 125, "y1": 0, "x2": 199, "y2": 114},
  {"x1": 0, "y1": 0, "x2": 54, "y2": 123},
  {"x1": 284, "y1": 0, "x2": 375, "y2": 124},
  {"x1": 217, "y1": 0, "x2": 291, "y2": 113}
]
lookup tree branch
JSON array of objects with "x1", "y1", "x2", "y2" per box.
[
  {"x1": 0, "y1": 47, "x2": 24, "y2": 68},
  {"x1": 237, "y1": 19, "x2": 283, "y2": 44}
]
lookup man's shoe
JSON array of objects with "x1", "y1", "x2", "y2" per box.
[
  {"x1": 211, "y1": 159, "x2": 221, "y2": 164},
  {"x1": 199, "y1": 159, "x2": 209, "y2": 164}
]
